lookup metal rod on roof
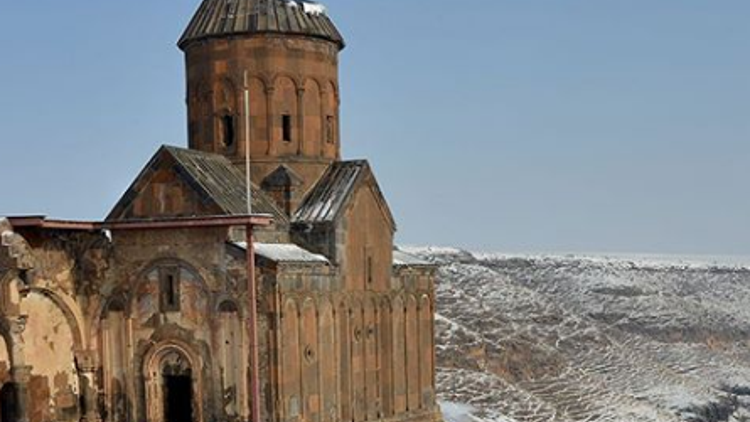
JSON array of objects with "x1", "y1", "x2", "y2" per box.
[{"x1": 244, "y1": 70, "x2": 253, "y2": 215}]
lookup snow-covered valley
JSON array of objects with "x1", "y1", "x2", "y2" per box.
[{"x1": 403, "y1": 248, "x2": 750, "y2": 422}]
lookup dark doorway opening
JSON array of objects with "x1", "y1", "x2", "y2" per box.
[
  {"x1": 164, "y1": 375, "x2": 193, "y2": 422},
  {"x1": 1, "y1": 383, "x2": 19, "y2": 422}
]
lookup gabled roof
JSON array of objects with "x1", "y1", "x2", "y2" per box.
[
  {"x1": 107, "y1": 145, "x2": 288, "y2": 224},
  {"x1": 178, "y1": 0, "x2": 345, "y2": 50},
  {"x1": 262, "y1": 165, "x2": 304, "y2": 189},
  {"x1": 293, "y1": 160, "x2": 395, "y2": 230}
]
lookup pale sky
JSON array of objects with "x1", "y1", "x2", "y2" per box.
[{"x1": 0, "y1": 1, "x2": 748, "y2": 255}]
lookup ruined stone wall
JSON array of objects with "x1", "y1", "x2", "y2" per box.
[
  {"x1": 103, "y1": 227, "x2": 263, "y2": 422},
  {"x1": 0, "y1": 225, "x2": 109, "y2": 422}
]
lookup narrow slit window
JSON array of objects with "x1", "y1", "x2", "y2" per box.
[
  {"x1": 282, "y1": 114, "x2": 292, "y2": 142},
  {"x1": 367, "y1": 255, "x2": 373, "y2": 285},
  {"x1": 166, "y1": 274, "x2": 177, "y2": 307},
  {"x1": 326, "y1": 115, "x2": 335, "y2": 144},
  {"x1": 160, "y1": 268, "x2": 181, "y2": 312},
  {"x1": 221, "y1": 114, "x2": 235, "y2": 148}
]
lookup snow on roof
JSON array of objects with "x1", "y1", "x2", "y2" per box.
[
  {"x1": 235, "y1": 242, "x2": 329, "y2": 264},
  {"x1": 393, "y1": 250, "x2": 432, "y2": 267},
  {"x1": 286, "y1": 1, "x2": 327, "y2": 16}
]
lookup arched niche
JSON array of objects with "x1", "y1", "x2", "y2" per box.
[
  {"x1": 404, "y1": 295, "x2": 419, "y2": 411},
  {"x1": 188, "y1": 81, "x2": 211, "y2": 150},
  {"x1": 273, "y1": 76, "x2": 299, "y2": 155},
  {"x1": 20, "y1": 291, "x2": 80, "y2": 422},
  {"x1": 102, "y1": 296, "x2": 128, "y2": 422},
  {"x1": 322, "y1": 82, "x2": 338, "y2": 158},
  {"x1": 303, "y1": 79, "x2": 322, "y2": 156},
  {"x1": 246, "y1": 77, "x2": 269, "y2": 156},
  {"x1": 419, "y1": 295, "x2": 435, "y2": 409},
  {"x1": 378, "y1": 298, "x2": 393, "y2": 418},
  {"x1": 391, "y1": 296, "x2": 406, "y2": 414},
  {"x1": 281, "y1": 298, "x2": 301, "y2": 420},
  {"x1": 214, "y1": 78, "x2": 239, "y2": 153},
  {"x1": 349, "y1": 300, "x2": 365, "y2": 422},
  {"x1": 318, "y1": 299, "x2": 336, "y2": 422},
  {"x1": 363, "y1": 299, "x2": 379, "y2": 420},
  {"x1": 335, "y1": 300, "x2": 351, "y2": 422},
  {"x1": 300, "y1": 298, "x2": 319, "y2": 422},
  {"x1": 217, "y1": 300, "x2": 243, "y2": 418}
]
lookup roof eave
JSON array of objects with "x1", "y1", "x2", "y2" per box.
[{"x1": 178, "y1": 30, "x2": 346, "y2": 52}]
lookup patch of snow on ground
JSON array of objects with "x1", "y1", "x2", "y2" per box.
[{"x1": 410, "y1": 246, "x2": 750, "y2": 422}]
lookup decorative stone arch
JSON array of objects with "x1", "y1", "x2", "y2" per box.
[
  {"x1": 23, "y1": 286, "x2": 86, "y2": 351},
  {"x1": 142, "y1": 340, "x2": 205, "y2": 422},
  {"x1": 215, "y1": 297, "x2": 242, "y2": 315},
  {"x1": 272, "y1": 74, "x2": 301, "y2": 153},
  {"x1": 272, "y1": 73, "x2": 303, "y2": 92},
  {"x1": 126, "y1": 257, "x2": 213, "y2": 316},
  {"x1": 215, "y1": 76, "x2": 240, "y2": 108}
]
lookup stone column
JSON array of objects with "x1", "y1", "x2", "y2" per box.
[
  {"x1": 266, "y1": 86, "x2": 276, "y2": 155},
  {"x1": 76, "y1": 350, "x2": 102, "y2": 422},
  {"x1": 297, "y1": 87, "x2": 306, "y2": 155},
  {"x1": 8, "y1": 316, "x2": 30, "y2": 422},
  {"x1": 319, "y1": 87, "x2": 328, "y2": 157},
  {"x1": 11, "y1": 365, "x2": 32, "y2": 422}
]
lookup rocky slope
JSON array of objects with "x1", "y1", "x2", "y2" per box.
[{"x1": 404, "y1": 247, "x2": 750, "y2": 422}]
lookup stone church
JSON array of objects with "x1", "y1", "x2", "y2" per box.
[{"x1": 0, "y1": 2, "x2": 440, "y2": 422}]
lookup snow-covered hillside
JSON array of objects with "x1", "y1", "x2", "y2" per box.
[{"x1": 403, "y1": 247, "x2": 750, "y2": 422}]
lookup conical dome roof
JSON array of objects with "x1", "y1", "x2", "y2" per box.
[{"x1": 179, "y1": 0, "x2": 345, "y2": 50}]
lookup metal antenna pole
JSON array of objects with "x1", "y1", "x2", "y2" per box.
[{"x1": 244, "y1": 70, "x2": 252, "y2": 215}]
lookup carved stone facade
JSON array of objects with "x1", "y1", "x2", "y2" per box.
[{"x1": 0, "y1": 2, "x2": 441, "y2": 422}]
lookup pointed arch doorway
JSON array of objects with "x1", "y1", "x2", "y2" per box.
[{"x1": 144, "y1": 342, "x2": 203, "y2": 422}]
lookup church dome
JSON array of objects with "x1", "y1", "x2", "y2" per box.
[{"x1": 178, "y1": 0, "x2": 345, "y2": 50}]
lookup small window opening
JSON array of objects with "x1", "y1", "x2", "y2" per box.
[
  {"x1": 326, "y1": 115, "x2": 335, "y2": 144},
  {"x1": 282, "y1": 114, "x2": 293, "y2": 142},
  {"x1": 18, "y1": 269, "x2": 29, "y2": 284},
  {"x1": 160, "y1": 268, "x2": 181, "y2": 312},
  {"x1": 367, "y1": 256, "x2": 374, "y2": 285},
  {"x1": 220, "y1": 114, "x2": 235, "y2": 148},
  {"x1": 166, "y1": 275, "x2": 177, "y2": 307}
]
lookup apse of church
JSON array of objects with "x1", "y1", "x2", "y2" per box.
[{"x1": 0, "y1": 2, "x2": 441, "y2": 422}]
